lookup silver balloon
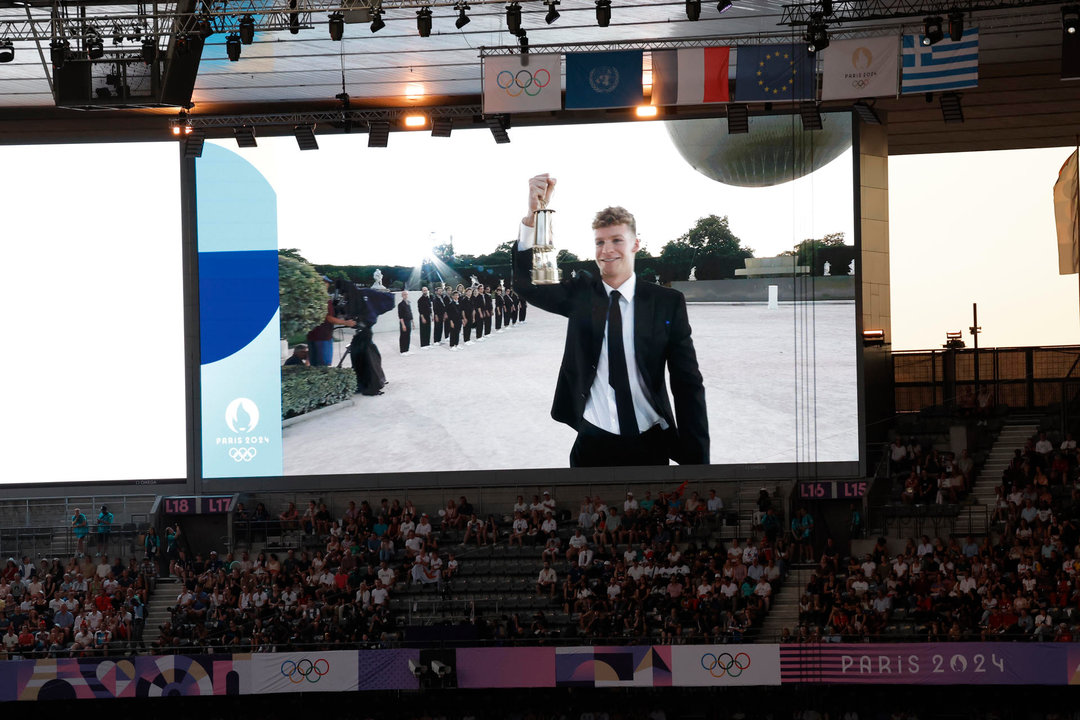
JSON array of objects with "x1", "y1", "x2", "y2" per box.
[{"x1": 664, "y1": 113, "x2": 852, "y2": 188}]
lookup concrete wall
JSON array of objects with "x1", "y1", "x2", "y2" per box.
[{"x1": 859, "y1": 121, "x2": 891, "y2": 340}]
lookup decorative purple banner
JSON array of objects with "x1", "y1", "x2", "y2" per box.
[
  {"x1": 15, "y1": 654, "x2": 240, "y2": 700},
  {"x1": 358, "y1": 649, "x2": 420, "y2": 690},
  {"x1": 780, "y1": 643, "x2": 1068, "y2": 684},
  {"x1": 555, "y1": 646, "x2": 672, "y2": 687},
  {"x1": 456, "y1": 647, "x2": 556, "y2": 688}
]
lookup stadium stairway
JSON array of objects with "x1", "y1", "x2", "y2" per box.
[
  {"x1": 143, "y1": 576, "x2": 180, "y2": 648},
  {"x1": 755, "y1": 565, "x2": 809, "y2": 642},
  {"x1": 953, "y1": 423, "x2": 1036, "y2": 537}
]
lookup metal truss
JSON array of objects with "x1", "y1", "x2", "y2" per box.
[
  {"x1": 780, "y1": 0, "x2": 1067, "y2": 26},
  {"x1": 188, "y1": 103, "x2": 483, "y2": 128}
]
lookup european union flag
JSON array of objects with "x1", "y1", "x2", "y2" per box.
[
  {"x1": 565, "y1": 50, "x2": 643, "y2": 109},
  {"x1": 735, "y1": 44, "x2": 816, "y2": 102}
]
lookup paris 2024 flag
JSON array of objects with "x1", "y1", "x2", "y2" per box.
[
  {"x1": 821, "y1": 36, "x2": 899, "y2": 100},
  {"x1": 483, "y1": 53, "x2": 562, "y2": 114}
]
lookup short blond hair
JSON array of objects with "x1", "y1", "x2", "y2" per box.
[{"x1": 592, "y1": 206, "x2": 637, "y2": 236}]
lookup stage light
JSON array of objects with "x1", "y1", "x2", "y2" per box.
[
  {"x1": 506, "y1": 2, "x2": 522, "y2": 35},
  {"x1": 294, "y1": 124, "x2": 318, "y2": 150},
  {"x1": 185, "y1": 129, "x2": 205, "y2": 158},
  {"x1": 455, "y1": 3, "x2": 471, "y2": 29},
  {"x1": 226, "y1": 33, "x2": 241, "y2": 61},
  {"x1": 806, "y1": 16, "x2": 829, "y2": 53},
  {"x1": 141, "y1": 36, "x2": 155, "y2": 64},
  {"x1": 939, "y1": 92, "x2": 963, "y2": 123},
  {"x1": 370, "y1": 9, "x2": 386, "y2": 33},
  {"x1": 950, "y1": 11, "x2": 967, "y2": 41},
  {"x1": 329, "y1": 12, "x2": 345, "y2": 40},
  {"x1": 922, "y1": 16, "x2": 943, "y2": 46},
  {"x1": 175, "y1": 33, "x2": 191, "y2": 55},
  {"x1": 431, "y1": 117, "x2": 453, "y2": 137},
  {"x1": 234, "y1": 125, "x2": 257, "y2": 147},
  {"x1": 685, "y1": 0, "x2": 701, "y2": 20},
  {"x1": 1065, "y1": 6, "x2": 1080, "y2": 34},
  {"x1": 821, "y1": 0, "x2": 832, "y2": 15},
  {"x1": 485, "y1": 114, "x2": 510, "y2": 143},
  {"x1": 862, "y1": 329, "x2": 885, "y2": 346},
  {"x1": 0, "y1": 40, "x2": 13, "y2": 64},
  {"x1": 86, "y1": 30, "x2": 104, "y2": 59},
  {"x1": 171, "y1": 111, "x2": 193, "y2": 136},
  {"x1": 416, "y1": 8, "x2": 432, "y2": 36},
  {"x1": 853, "y1": 101, "x2": 882, "y2": 125},
  {"x1": 239, "y1": 15, "x2": 255, "y2": 44},
  {"x1": 943, "y1": 331, "x2": 965, "y2": 349},
  {"x1": 635, "y1": 104, "x2": 658, "y2": 118},
  {"x1": 289, "y1": 0, "x2": 301, "y2": 34},
  {"x1": 519, "y1": 30, "x2": 529, "y2": 54},
  {"x1": 404, "y1": 114, "x2": 427, "y2": 128},
  {"x1": 112, "y1": 24, "x2": 123, "y2": 45},
  {"x1": 716, "y1": 0, "x2": 732, "y2": 13},
  {"x1": 368, "y1": 120, "x2": 390, "y2": 147},
  {"x1": 50, "y1": 38, "x2": 69, "y2": 68},
  {"x1": 544, "y1": 0, "x2": 560, "y2": 25},
  {"x1": 799, "y1": 101, "x2": 823, "y2": 130},
  {"x1": 727, "y1": 104, "x2": 748, "y2": 134},
  {"x1": 197, "y1": 15, "x2": 214, "y2": 38},
  {"x1": 595, "y1": 0, "x2": 611, "y2": 27}
]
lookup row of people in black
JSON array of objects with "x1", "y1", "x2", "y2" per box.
[{"x1": 410, "y1": 284, "x2": 528, "y2": 351}]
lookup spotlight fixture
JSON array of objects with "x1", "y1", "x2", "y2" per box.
[
  {"x1": 922, "y1": 16, "x2": 944, "y2": 46},
  {"x1": 0, "y1": 39, "x2": 13, "y2": 64},
  {"x1": 455, "y1": 3, "x2": 471, "y2": 29},
  {"x1": 635, "y1": 104, "x2": 658, "y2": 118},
  {"x1": 431, "y1": 117, "x2": 453, "y2": 137},
  {"x1": 404, "y1": 114, "x2": 427, "y2": 128},
  {"x1": 238, "y1": 15, "x2": 255, "y2": 44},
  {"x1": 184, "y1": 129, "x2": 206, "y2": 159},
  {"x1": 939, "y1": 92, "x2": 963, "y2": 123},
  {"x1": 370, "y1": 9, "x2": 386, "y2": 33},
  {"x1": 50, "y1": 38, "x2": 69, "y2": 68},
  {"x1": 518, "y1": 30, "x2": 529, "y2": 54},
  {"x1": 294, "y1": 124, "x2": 319, "y2": 150},
  {"x1": 806, "y1": 14, "x2": 829, "y2": 53},
  {"x1": 862, "y1": 329, "x2": 885, "y2": 346},
  {"x1": 368, "y1": 120, "x2": 391, "y2": 147},
  {"x1": 506, "y1": 2, "x2": 522, "y2": 35},
  {"x1": 288, "y1": 0, "x2": 301, "y2": 34},
  {"x1": 416, "y1": 8, "x2": 432, "y2": 37},
  {"x1": 595, "y1": 0, "x2": 611, "y2": 27},
  {"x1": 329, "y1": 12, "x2": 345, "y2": 40},
  {"x1": 175, "y1": 33, "x2": 191, "y2": 55},
  {"x1": 544, "y1": 0, "x2": 560, "y2": 25},
  {"x1": 485, "y1": 114, "x2": 511, "y2": 143},
  {"x1": 821, "y1": 0, "x2": 832, "y2": 15},
  {"x1": 1064, "y1": 5, "x2": 1080, "y2": 34},
  {"x1": 799, "y1": 101, "x2": 823, "y2": 130},
  {"x1": 852, "y1": 100, "x2": 882, "y2": 125},
  {"x1": 225, "y1": 33, "x2": 241, "y2": 61},
  {"x1": 171, "y1": 111, "x2": 193, "y2": 136},
  {"x1": 685, "y1": 0, "x2": 701, "y2": 21},
  {"x1": 948, "y1": 11, "x2": 964, "y2": 42},
  {"x1": 727, "y1": 104, "x2": 749, "y2": 134},
  {"x1": 86, "y1": 30, "x2": 104, "y2": 59},
  {"x1": 234, "y1": 125, "x2": 257, "y2": 148},
  {"x1": 141, "y1": 36, "x2": 155, "y2": 64},
  {"x1": 112, "y1": 24, "x2": 123, "y2": 45},
  {"x1": 716, "y1": 0, "x2": 732, "y2": 13},
  {"x1": 197, "y1": 15, "x2": 214, "y2": 38}
]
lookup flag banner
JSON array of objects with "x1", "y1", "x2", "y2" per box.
[
  {"x1": 735, "y1": 44, "x2": 816, "y2": 102},
  {"x1": 821, "y1": 36, "x2": 899, "y2": 100},
  {"x1": 565, "y1": 50, "x2": 643, "y2": 109},
  {"x1": 901, "y1": 26, "x2": 978, "y2": 94},
  {"x1": 1054, "y1": 149, "x2": 1080, "y2": 275},
  {"x1": 651, "y1": 47, "x2": 731, "y2": 105},
  {"x1": 482, "y1": 53, "x2": 562, "y2": 114}
]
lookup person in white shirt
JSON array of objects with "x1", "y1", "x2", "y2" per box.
[
  {"x1": 566, "y1": 528, "x2": 588, "y2": 561},
  {"x1": 624, "y1": 492, "x2": 639, "y2": 516},
  {"x1": 1035, "y1": 432, "x2": 1054, "y2": 455},
  {"x1": 706, "y1": 490, "x2": 724, "y2": 514},
  {"x1": 537, "y1": 562, "x2": 557, "y2": 598}
]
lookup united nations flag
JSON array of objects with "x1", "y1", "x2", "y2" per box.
[
  {"x1": 565, "y1": 50, "x2": 643, "y2": 109},
  {"x1": 734, "y1": 44, "x2": 816, "y2": 102}
]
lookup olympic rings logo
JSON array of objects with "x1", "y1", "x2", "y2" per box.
[
  {"x1": 495, "y1": 68, "x2": 551, "y2": 97},
  {"x1": 229, "y1": 447, "x2": 258, "y2": 462},
  {"x1": 700, "y1": 651, "x2": 751, "y2": 678},
  {"x1": 281, "y1": 657, "x2": 330, "y2": 683}
]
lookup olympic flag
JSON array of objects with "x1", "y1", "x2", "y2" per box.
[
  {"x1": 482, "y1": 53, "x2": 562, "y2": 114},
  {"x1": 251, "y1": 651, "x2": 359, "y2": 694},
  {"x1": 670, "y1": 644, "x2": 781, "y2": 686},
  {"x1": 821, "y1": 36, "x2": 899, "y2": 100}
]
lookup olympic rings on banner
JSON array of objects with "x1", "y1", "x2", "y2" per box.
[
  {"x1": 280, "y1": 657, "x2": 331, "y2": 683},
  {"x1": 494, "y1": 68, "x2": 551, "y2": 97},
  {"x1": 700, "y1": 651, "x2": 751, "y2": 678},
  {"x1": 229, "y1": 447, "x2": 257, "y2": 462}
]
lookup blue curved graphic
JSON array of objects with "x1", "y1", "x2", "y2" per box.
[{"x1": 199, "y1": 250, "x2": 279, "y2": 364}]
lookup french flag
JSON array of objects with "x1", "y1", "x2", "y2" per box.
[{"x1": 651, "y1": 47, "x2": 731, "y2": 106}]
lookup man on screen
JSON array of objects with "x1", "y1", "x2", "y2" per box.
[{"x1": 514, "y1": 173, "x2": 709, "y2": 467}]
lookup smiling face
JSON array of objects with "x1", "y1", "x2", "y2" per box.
[{"x1": 594, "y1": 223, "x2": 639, "y2": 287}]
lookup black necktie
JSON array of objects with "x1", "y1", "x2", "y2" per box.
[{"x1": 607, "y1": 290, "x2": 638, "y2": 436}]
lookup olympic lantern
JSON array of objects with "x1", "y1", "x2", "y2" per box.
[{"x1": 664, "y1": 112, "x2": 851, "y2": 188}]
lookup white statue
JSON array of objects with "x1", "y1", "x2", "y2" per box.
[
  {"x1": 499, "y1": 278, "x2": 505, "y2": 289},
  {"x1": 571, "y1": 270, "x2": 577, "y2": 279},
  {"x1": 688, "y1": 266, "x2": 697, "y2": 282},
  {"x1": 823, "y1": 261, "x2": 831, "y2": 276},
  {"x1": 372, "y1": 269, "x2": 385, "y2": 289},
  {"x1": 654, "y1": 274, "x2": 661, "y2": 284},
  {"x1": 848, "y1": 259, "x2": 856, "y2": 275},
  {"x1": 470, "y1": 274, "x2": 478, "y2": 288}
]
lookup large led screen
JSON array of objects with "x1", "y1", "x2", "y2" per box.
[
  {"x1": 0, "y1": 142, "x2": 187, "y2": 484},
  {"x1": 195, "y1": 114, "x2": 858, "y2": 479}
]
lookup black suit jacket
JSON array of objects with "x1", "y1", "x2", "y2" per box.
[{"x1": 514, "y1": 247, "x2": 709, "y2": 465}]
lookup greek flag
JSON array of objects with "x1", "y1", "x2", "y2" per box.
[{"x1": 901, "y1": 26, "x2": 978, "y2": 94}]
